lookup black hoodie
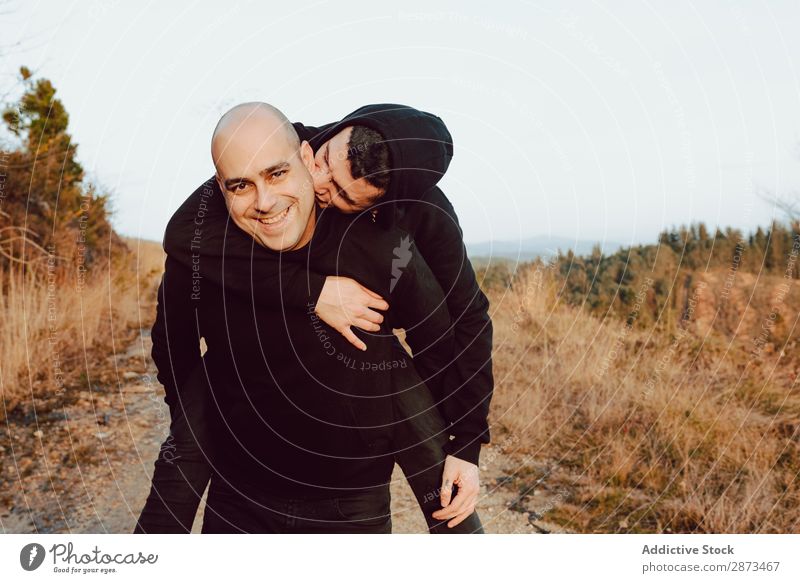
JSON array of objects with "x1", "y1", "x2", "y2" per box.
[
  {"x1": 292, "y1": 104, "x2": 454, "y2": 228},
  {"x1": 161, "y1": 104, "x2": 493, "y2": 466}
]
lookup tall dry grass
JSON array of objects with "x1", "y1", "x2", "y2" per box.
[
  {"x1": 488, "y1": 262, "x2": 800, "y2": 533},
  {"x1": 0, "y1": 239, "x2": 164, "y2": 415}
]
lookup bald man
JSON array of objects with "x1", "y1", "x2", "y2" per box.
[
  {"x1": 210, "y1": 103, "x2": 317, "y2": 252},
  {"x1": 137, "y1": 103, "x2": 484, "y2": 533}
]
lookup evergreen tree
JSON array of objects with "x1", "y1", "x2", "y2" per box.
[{"x1": 1, "y1": 67, "x2": 122, "y2": 270}]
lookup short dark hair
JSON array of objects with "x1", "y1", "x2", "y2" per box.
[{"x1": 347, "y1": 125, "x2": 390, "y2": 193}]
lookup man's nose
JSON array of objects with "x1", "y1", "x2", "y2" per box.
[{"x1": 254, "y1": 184, "x2": 279, "y2": 212}]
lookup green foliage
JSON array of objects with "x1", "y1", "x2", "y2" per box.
[
  {"x1": 475, "y1": 259, "x2": 517, "y2": 291},
  {"x1": 503, "y1": 219, "x2": 800, "y2": 331},
  {"x1": 1, "y1": 67, "x2": 125, "y2": 271}
]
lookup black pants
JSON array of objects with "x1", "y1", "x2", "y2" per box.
[
  {"x1": 137, "y1": 363, "x2": 484, "y2": 534},
  {"x1": 390, "y1": 364, "x2": 484, "y2": 534},
  {"x1": 202, "y1": 478, "x2": 392, "y2": 534},
  {"x1": 200, "y1": 366, "x2": 484, "y2": 534}
]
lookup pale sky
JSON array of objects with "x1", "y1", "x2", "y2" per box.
[{"x1": 2, "y1": 0, "x2": 799, "y2": 246}]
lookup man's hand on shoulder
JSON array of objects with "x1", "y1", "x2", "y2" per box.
[
  {"x1": 432, "y1": 454, "x2": 480, "y2": 528},
  {"x1": 315, "y1": 276, "x2": 389, "y2": 351}
]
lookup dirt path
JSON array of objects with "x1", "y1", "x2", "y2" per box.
[{"x1": 1, "y1": 329, "x2": 568, "y2": 534}]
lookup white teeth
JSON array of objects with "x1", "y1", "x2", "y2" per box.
[{"x1": 257, "y1": 205, "x2": 292, "y2": 225}]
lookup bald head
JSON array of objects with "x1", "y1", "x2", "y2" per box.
[
  {"x1": 211, "y1": 101, "x2": 317, "y2": 252},
  {"x1": 211, "y1": 102, "x2": 300, "y2": 166}
]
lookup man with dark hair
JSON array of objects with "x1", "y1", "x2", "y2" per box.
[
  {"x1": 309, "y1": 124, "x2": 391, "y2": 212},
  {"x1": 285, "y1": 105, "x2": 495, "y2": 526},
  {"x1": 346, "y1": 125, "x2": 391, "y2": 194}
]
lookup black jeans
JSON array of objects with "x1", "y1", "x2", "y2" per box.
[
  {"x1": 137, "y1": 362, "x2": 484, "y2": 534},
  {"x1": 391, "y1": 361, "x2": 484, "y2": 534},
  {"x1": 201, "y1": 477, "x2": 392, "y2": 534}
]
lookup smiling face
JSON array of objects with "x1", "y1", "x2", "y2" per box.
[
  {"x1": 212, "y1": 104, "x2": 317, "y2": 252},
  {"x1": 312, "y1": 126, "x2": 386, "y2": 213}
]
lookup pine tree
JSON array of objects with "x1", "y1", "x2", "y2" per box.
[{"x1": 1, "y1": 67, "x2": 122, "y2": 270}]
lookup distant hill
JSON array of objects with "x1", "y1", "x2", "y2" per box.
[{"x1": 467, "y1": 235, "x2": 626, "y2": 261}]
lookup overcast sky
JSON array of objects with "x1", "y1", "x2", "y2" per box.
[{"x1": 2, "y1": 0, "x2": 799, "y2": 247}]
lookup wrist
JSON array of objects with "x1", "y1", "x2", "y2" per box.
[{"x1": 443, "y1": 436, "x2": 482, "y2": 467}]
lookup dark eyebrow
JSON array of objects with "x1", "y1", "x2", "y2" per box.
[
  {"x1": 259, "y1": 161, "x2": 290, "y2": 178},
  {"x1": 224, "y1": 177, "x2": 250, "y2": 190},
  {"x1": 223, "y1": 162, "x2": 290, "y2": 191},
  {"x1": 335, "y1": 182, "x2": 357, "y2": 206}
]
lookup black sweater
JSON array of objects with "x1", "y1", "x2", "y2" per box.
[
  {"x1": 164, "y1": 105, "x2": 494, "y2": 464},
  {"x1": 151, "y1": 203, "x2": 453, "y2": 499}
]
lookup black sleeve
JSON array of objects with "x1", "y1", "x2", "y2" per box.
[
  {"x1": 163, "y1": 177, "x2": 327, "y2": 310},
  {"x1": 135, "y1": 256, "x2": 211, "y2": 533},
  {"x1": 389, "y1": 234, "x2": 454, "y2": 400},
  {"x1": 402, "y1": 187, "x2": 494, "y2": 466},
  {"x1": 149, "y1": 255, "x2": 203, "y2": 411}
]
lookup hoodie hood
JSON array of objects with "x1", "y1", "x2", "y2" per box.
[{"x1": 302, "y1": 104, "x2": 454, "y2": 227}]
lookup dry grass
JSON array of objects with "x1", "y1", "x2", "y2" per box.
[
  {"x1": 4, "y1": 232, "x2": 798, "y2": 533},
  {"x1": 0, "y1": 239, "x2": 164, "y2": 415},
  {"x1": 487, "y1": 263, "x2": 800, "y2": 533}
]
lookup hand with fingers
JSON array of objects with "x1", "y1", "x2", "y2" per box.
[
  {"x1": 431, "y1": 455, "x2": 480, "y2": 528},
  {"x1": 315, "y1": 276, "x2": 389, "y2": 351}
]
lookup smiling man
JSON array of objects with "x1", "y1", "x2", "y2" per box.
[{"x1": 212, "y1": 107, "x2": 317, "y2": 250}]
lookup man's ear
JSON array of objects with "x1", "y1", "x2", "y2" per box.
[
  {"x1": 299, "y1": 140, "x2": 315, "y2": 173},
  {"x1": 215, "y1": 173, "x2": 232, "y2": 209}
]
